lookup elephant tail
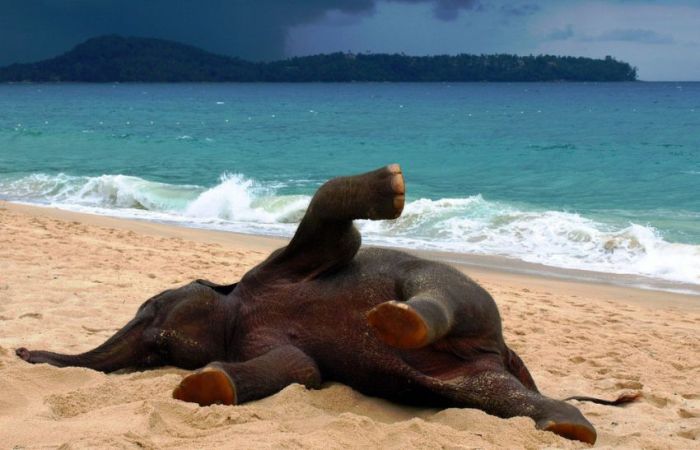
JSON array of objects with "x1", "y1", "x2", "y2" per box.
[{"x1": 564, "y1": 392, "x2": 641, "y2": 406}]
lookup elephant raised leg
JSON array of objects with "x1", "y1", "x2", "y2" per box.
[
  {"x1": 172, "y1": 345, "x2": 321, "y2": 406},
  {"x1": 258, "y1": 164, "x2": 405, "y2": 279}
]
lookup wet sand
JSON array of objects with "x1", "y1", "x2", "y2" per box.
[{"x1": 1, "y1": 201, "x2": 698, "y2": 449}]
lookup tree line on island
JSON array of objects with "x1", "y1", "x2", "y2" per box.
[{"x1": 0, "y1": 35, "x2": 638, "y2": 83}]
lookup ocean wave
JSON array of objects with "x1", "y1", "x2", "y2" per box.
[
  {"x1": 358, "y1": 197, "x2": 700, "y2": 284},
  {"x1": 184, "y1": 174, "x2": 310, "y2": 224},
  {"x1": 0, "y1": 172, "x2": 311, "y2": 225},
  {"x1": 0, "y1": 173, "x2": 199, "y2": 211},
  {"x1": 1, "y1": 172, "x2": 698, "y2": 286}
]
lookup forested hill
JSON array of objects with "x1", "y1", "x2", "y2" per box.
[{"x1": 0, "y1": 35, "x2": 638, "y2": 82}]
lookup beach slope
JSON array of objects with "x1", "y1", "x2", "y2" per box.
[{"x1": 1, "y1": 202, "x2": 698, "y2": 449}]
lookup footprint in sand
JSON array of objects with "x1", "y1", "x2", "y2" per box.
[
  {"x1": 678, "y1": 408, "x2": 699, "y2": 418},
  {"x1": 644, "y1": 393, "x2": 670, "y2": 408},
  {"x1": 615, "y1": 380, "x2": 643, "y2": 390},
  {"x1": 678, "y1": 427, "x2": 700, "y2": 440},
  {"x1": 19, "y1": 312, "x2": 43, "y2": 319}
]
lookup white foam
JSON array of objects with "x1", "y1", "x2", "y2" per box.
[
  {"x1": 184, "y1": 173, "x2": 310, "y2": 224},
  {"x1": 0, "y1": 173, "x2": 198, "y2": 211},
  {"x1": 359, "y1": 196, "x2": 700, "y2": 285},
  {"x1": 1, "y1": 173, "x2": 698, "y2": 286}
]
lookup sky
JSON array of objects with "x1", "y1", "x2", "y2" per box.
[{"x1": 1, "y1": 0, "x2": 699, "y2": 80}]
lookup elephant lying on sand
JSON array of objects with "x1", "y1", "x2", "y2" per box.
[{"x1": 17, "y1": 164, "x2": 636, "y2": 444}]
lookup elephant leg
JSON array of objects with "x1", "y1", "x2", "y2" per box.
[
  {"x1": 433, "y1": 357, "x2": 596, "y2": 444},
  {"x1": 264, "y1": 164, "x2": 405, "y2": 277},
  {"x1": 368, "y1": 261, "x2": 501, "y2": 350},
  {"x1": 504, "y1": 345, "x2": 539, "y2": 392},
  {"x1": 172, "y1": 345, "x2": 321, "y2": 406}
]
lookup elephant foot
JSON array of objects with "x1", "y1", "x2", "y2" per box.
[
  {"x1": 384, "y1": 163, "x2": 406, "y2": 218},
  {"x1": 173, "y1": 365, "x2": 236, "y2": 406},
  {"x1": 536, "y1": 403, "x2": 597, "y2": 444},
  {"x1": 341, "y1": 162, "x2": 405, "y2": 220},
  {"x1": 344, "y1": 163, "x2": 405, "y2": 220},
  {"x1": 367, "y1": 300, "x2": 430, "y2": 349}
]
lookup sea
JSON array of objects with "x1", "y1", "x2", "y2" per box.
[{"x1": 1, "y1": 82, "x2": 698, "y2": 292}]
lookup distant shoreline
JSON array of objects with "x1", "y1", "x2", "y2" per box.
[
  {"x1": 0, "y1": 35, "x2": 638, "y2": 83},
  {"x1": 2, "y1": 80, "x2": 648, "y2": 84},
  {"x1": 6, "y1": 81, "x2": 700, "y2": 84}
]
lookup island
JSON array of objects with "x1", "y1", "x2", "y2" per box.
[{"x1": 0, "y1": 35, "x2": 637, "y2": 83}]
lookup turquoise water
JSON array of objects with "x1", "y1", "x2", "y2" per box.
[{"x1": 1, "y1": 83, "x2": 699, "y2": 286}]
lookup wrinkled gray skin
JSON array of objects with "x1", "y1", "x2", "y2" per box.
[{"x1": 16, "y1": 165, "x2": 598, "y2": 444}]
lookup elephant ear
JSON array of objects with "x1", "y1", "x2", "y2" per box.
[{"x1": 195, "y1": 279, "x2": 238, "y2": 295}]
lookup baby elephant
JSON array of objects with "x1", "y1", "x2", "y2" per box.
[{"x1": 18, "y1": 164, "x2": 628, "y2": 444}]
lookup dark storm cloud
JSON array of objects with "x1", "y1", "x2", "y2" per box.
[
  {"x1": 379, "y1": 0, "x2": 482, "y2": 20},
  {"x1": 427, "y1": 0, "x2": 482, "y2": 21},
  {"x1": 0, "y1": 0, "x2": 481, "y2": 66},
  {"x1": 500, "y1": 3, "x2": 541, "y2": 17}
]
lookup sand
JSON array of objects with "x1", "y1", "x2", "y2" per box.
[{"x1": 1, "y1": 201, "x2": 699, "y2": 449}]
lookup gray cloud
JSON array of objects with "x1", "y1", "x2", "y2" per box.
[
  {"x1": 431, "y1": 0, "x2": 482, "y2": 21},
  {"x1": 545, "y1": 25, "x2": 675, "y2": 45},
  {"x1": 546, "y1": 25, "x2": 575, "y2": 41},
  {"x1": 588, "y1": 28, "x2": 675, "y2": 44},
  {"x1": 0, "y1": 0, "x2": 482, "y2": 66},
  {"x1": 386, "y1": 0, "x2": 482, "y2": 21},
  {"x1": 500, "y1": 3, "x2": 541, "y2": 17}
]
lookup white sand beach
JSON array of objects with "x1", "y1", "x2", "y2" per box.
[{"x1": 1, "y1": 201, "x2": 698, "y2": 449}]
